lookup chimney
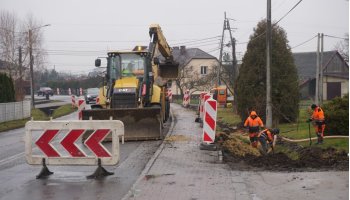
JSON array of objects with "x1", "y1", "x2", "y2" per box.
[{"x1": 180, "y1": 46, "x2": 186, "y2": 55}]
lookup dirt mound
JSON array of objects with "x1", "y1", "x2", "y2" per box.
[
  {"x1": 296, "y1": 147, "x2": 349, "y2": 170},
  {"x1": 222, "y1": 135, "x2": 260, "y2": 157}
]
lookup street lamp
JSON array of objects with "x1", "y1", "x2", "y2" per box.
[{"x1": 29, "y1": 24, "x2": 50, "y2": 109}]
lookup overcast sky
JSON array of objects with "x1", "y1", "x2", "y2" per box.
[{"x1": 1, "y1": 0, "x2": 349, "y2": 74}]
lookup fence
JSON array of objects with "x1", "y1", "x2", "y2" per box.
[{"x1": 0, "y1": 100, "x2": 31, "y2": 123}]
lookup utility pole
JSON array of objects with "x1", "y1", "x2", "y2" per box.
[
  {"x1": 320, "y1": 33, "x2": 324, "y2": 105},
  {"x1": 217, "y1": 13, "x2": 226, "y2": 86},
  {"x1": 29, "y1": 29, "x2": 35, "y2": 109},
  {"x1": 18, "y1": 46, "x2": 23, "y2": 99},
  {"x1": 266, "y1": 0, "x2": 272, "y2": 128},
  {"x1": 315, "y1": 33, "x2": 320, "y2": 105},
  {"x1": 28, "y1": 24, "x2": 50, "y2": 109},
  {"x1": 217, "y1": 12, "x2": 237, "y2": 87}
]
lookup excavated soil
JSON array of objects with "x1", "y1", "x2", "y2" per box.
[{"x1": 217, "y1": 127, "x2": 349, "y2": 172}]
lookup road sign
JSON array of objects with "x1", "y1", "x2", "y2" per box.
[{"x1": 25, "y1": 120, "x2": 124, "y2": 166}]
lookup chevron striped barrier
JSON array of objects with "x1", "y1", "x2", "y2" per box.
[
  {"x1": 25, "y1": 120, "x2": 124, "y2": 178},
  {"x1": 202, "y1": 98, "x2": 217, "y2": 143}
]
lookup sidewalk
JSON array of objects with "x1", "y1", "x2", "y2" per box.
[{"x1": 122, "y1": 103, "x2": 250, "y2": 200}]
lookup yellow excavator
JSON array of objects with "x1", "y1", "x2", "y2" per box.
[{"x1": 82, "y1": 24, "x2": 178, "y2": 140}]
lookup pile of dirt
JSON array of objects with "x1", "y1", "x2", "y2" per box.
[
  {"x1": 296, "y1": 147, "x2": 349, "y2": 170},
  {"x1": 222, "y1": 135, "x2": 260, "y2": 157}
]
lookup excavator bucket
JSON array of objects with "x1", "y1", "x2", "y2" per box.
[
  {"x1": 159, "y1": 62, "x2": 179, "y2": 79},
  {"x1": 82, "y1": 107, "x2": 163, "y2": 141}
]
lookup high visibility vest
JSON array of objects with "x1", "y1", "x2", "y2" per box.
[
  {"x1": 259, "y1": 129, "x2": 273, "y2": 142},
  {"x1": 244, "y1": 116, "x2": 264, "y2": 133},
  {"x1": 312, "y1": 106, "x2": 325, "y2": 121}
]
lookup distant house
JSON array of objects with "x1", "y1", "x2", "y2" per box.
[
  {"x1": 293, "y1": 51, "x2": 349, "y2": 100},
  {"x1": 169, "y1": 46, "x2": 219, "y2": 95},
  {"x1": 0, "y1": 60, "x2": 11, "y2": 75}
]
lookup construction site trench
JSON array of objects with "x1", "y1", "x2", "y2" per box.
[{"x1": 216, "y1": 122, "x2": 349, "y2": 172}]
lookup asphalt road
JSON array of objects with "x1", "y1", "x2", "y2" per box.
[{"x1": 0, "y1": 96, "x2": 165, "y2": 200}]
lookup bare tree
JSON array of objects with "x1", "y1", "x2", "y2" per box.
[
  {"x1": 21, "y1": 13, "x2": 47, "y2": 73},
  {"x1": 0, "y1": 11, "x2": 19, "y2": 77},
  {"x1": 175, "y1": 64, "x2": 217, "y2": 95},
  {"x1": 334, "y1": 33, "x2": 349, "y2": 62},
  {"x1": 0, "y1": 11, "x2": 47, "y2": 100}
]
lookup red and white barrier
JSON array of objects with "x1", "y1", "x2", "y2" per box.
[
  {"x1": 71, "y1": 95, "x2": 76, "y2": 108},
  {"x1": 79, "y1": 88, "x2": 83, "y2": 96},
  {"x1": 167, "y1": 89, "x2": 173, "y2": 102},
  {"x1": 183, "y1": 90, "x2": 190, "y2": 107},
  {"x1": 25, "y1": 120, "x2": 124, "y2": 166},
  {"x1": 202, "y1": 98, "x2": 217, "y2": 143},
  {"x1": 78, "y1": 99, "x2": 86, "y2": 120},
  {"x1": 201, "y1": 94, "x2": 211, "y2": 121}
]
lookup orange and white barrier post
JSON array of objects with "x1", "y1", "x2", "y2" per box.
[
  {"x1": 202, "y1": 98, "x2": 217, "y2": 144},
  {"x1": 71, "y1": 95, "x2": 76, "y2": 108},
  {"x1": 78, "y1": 99, "x2": 86, "y2": 120}
]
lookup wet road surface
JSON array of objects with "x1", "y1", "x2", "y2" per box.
[{"x1": 0, "y1": 101, "x2": 165, "y2": 200}]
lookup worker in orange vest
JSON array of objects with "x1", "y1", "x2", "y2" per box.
[
  {"x1": 244, "y1": 111, "x2": 264, "y2": 148},
  {"x1": 258, "y1": 128, "x2": 279, "y2": 154},
  {"x1": 308, "y1": 104, "x2": 326, "y2": 144}
]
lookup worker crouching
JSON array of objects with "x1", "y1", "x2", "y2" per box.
[
  {"x1": 258, "y1": 128, "x2": 279, "y2": 154},
  {"x1": 244, "y1": 111, "x2": 264, "y2": 148}
]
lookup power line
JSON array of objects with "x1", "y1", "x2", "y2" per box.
[
  {"x1": 291, "y1": 34, "x2": 318, "y2": 49},
  {"x1": 171, "y1": 35, "x2": 221, "y2": 46},
  {"x1": 48, "y1": 40, "x2": 147, "y2": 43},
  {"x1": 237, "y1": 0, "x2": 304, "y2": 45},
  {"x1": 274, "y1": 0, "x2": 303, "y2": 25},
  {"x1": 324, "y1": 34, "x2": 348, "y2": 40}
]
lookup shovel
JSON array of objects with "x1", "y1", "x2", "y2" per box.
[{"x1": 308, "y1": 121, "x2": 312, "y2": 146}]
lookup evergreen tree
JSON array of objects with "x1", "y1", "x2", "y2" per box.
[
  {"x1": 235, "y1": 20, "x2": 299, "y2": 125},
  {"x1": 0, "y1": 73, "x2": 15, "y2": 103}
]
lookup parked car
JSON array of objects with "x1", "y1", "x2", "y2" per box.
[
  {"x1": 37, "y1": 87, "x2": 54, "y2": 96},
  {"x1": 85, "y1": 88, "x2": 99, "y2": 104}
]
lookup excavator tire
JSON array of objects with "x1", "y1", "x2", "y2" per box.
[{"x1": 82, "y1": 107, "x2": 162, "y2": 141}]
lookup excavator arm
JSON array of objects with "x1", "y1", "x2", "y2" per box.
[{"x1": 148, "y1": 24, "x2": 178, "y2": 79}]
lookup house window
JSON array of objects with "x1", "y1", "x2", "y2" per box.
[{"x1": 200, "y1": 66, "x2": 207, "y2": 75}]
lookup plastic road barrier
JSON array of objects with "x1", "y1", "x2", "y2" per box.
[
  {"x1": 78, "y1": 99, "x2": 86, "y2": 120},
  {"x1": 202, "y1": 98, "x2": 217, "y2": 143},
  {"x1": 25, "y1": 120, "x2": 124, "y2": 166}
]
